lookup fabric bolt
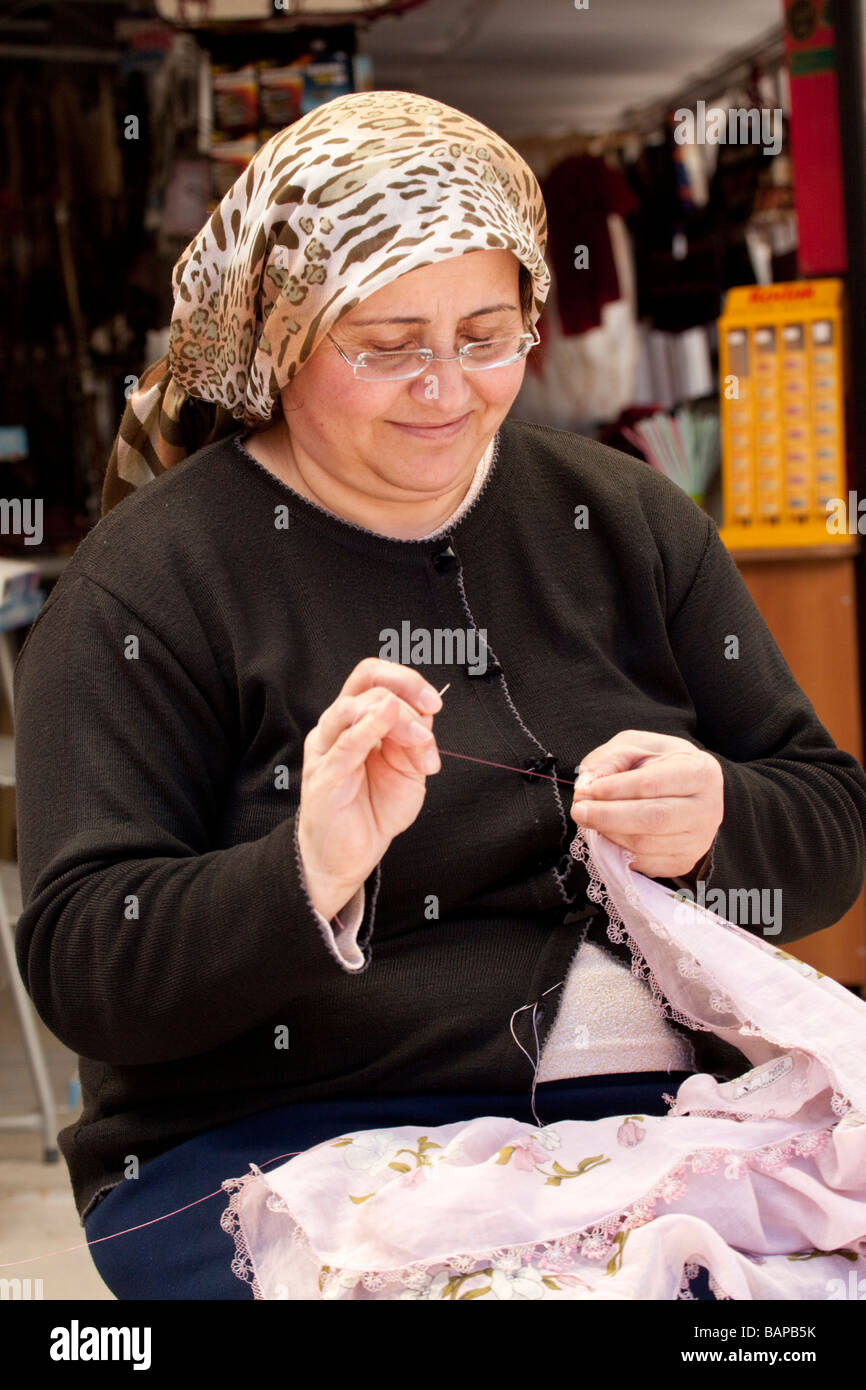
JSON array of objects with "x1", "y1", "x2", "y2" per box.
[
  {"x1": 100, "y1": 89, "x2": 550, "y2": 515},
  {"x1": 13, "y1": 416, "x2": 866, "y2": 1229},
  {"x1": 221, "y1": 822, "x2": 866, "y2": 1302}
]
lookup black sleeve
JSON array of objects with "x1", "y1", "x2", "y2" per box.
[
  {"x1": 13, "y1": 572, "x2": 380, "y2": 1066},
  {"x1": 663, "y1": 514, "x2": 866, "y2": 944}
]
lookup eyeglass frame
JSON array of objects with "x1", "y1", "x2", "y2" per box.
[{"x1": 326, "y1": 325, "x2": 541, "y2": 381}]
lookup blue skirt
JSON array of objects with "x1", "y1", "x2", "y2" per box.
[{"x1": 84, "y1": 1072, "x2": 718, "y2": 1301}]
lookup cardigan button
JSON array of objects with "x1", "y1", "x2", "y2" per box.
[
  {"x1": 467, "y1": 659, "x2": 502, "y2": 680},
  {"x1": 522, "y1": 753, "x2": 556, "y2": 780},
  {"x1": 431, "y1": 543, "x2": 459, "y2": 573},
  {"x1": 522, "y1": 756, "x2": 556, "y2": 778}
]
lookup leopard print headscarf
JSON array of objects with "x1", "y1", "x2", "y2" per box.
[{"x1": 102, "y1": 89, "x2": 550, "y2": 516}]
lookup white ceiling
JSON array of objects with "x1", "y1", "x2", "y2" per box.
[{"x1": 359, "y1": 0, "x2": 783, "y2": 137}]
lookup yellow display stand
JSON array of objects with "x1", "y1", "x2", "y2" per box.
[{"x1": 718, "y1": 280, "x2": 850, "y2": 550}]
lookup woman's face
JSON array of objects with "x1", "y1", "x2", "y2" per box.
[{"x1": 278, "y1": 249, "x2": 527, "y2": 501}]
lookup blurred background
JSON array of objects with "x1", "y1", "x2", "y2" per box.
[{"x1": 1, "y1": 0, "x2": 865, "y2": 1298}]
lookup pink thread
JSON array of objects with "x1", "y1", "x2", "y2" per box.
[
  {"x1": 0, "y1": 1149, "x2": 306, "y2": 1271},
  {"x1": 332, "y1": 749, "x2": 579, "y2": 933},
  {"x1": 439, "y1": 747, "x2": 578, "y2": 787}
]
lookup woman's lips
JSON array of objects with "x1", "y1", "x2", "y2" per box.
[{"x1": 389, "y1": 412, "x2": 471, "y2": 439}]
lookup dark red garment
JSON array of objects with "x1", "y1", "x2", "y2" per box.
[{"x1": 541, "y1": 153, "x2": 639, "y2": 335}]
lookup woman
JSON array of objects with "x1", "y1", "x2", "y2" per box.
[{"x1": 13, "y1": 90, "x2": 866, "y2": 1301}]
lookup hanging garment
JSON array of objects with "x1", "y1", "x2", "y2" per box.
[
  {"x1": 512, "y1": 217, "x2": 638, "y2": 430},
  {"x1": 541, "y1": 153, "x2": 639, "y2": 336},
  {"x1": 221, "y1": 820, "x2": 866, "y2": 1301}
]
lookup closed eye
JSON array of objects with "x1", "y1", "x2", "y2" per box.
[
  {"x1": 363, "y1": 335, "x2": 496, "y2": 354},
  {"x1": 364, "y1": 342, "x2": 421, "y2": 354}
]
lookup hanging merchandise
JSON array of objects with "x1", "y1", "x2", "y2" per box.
[
  {"x1": 299, "y1": 52, "x2": 353, "y2": 115},
  {"x1": 206, "y1": 40, "x2": 357, "y2": 206},
  {"x1": 541, "y1": 152, "x2": 640, "y2": 336},
  {"x1": 631, "y1": 323, "x2": 715, "y2": 412},
  {"x1": 620, "y1": 405, "x2": 721, "y2": 507},
  {"x1": 513, "y1": 210, "x2": 639, "y2": 432},
  {"x1": 258, "y1": 63, "x2": 305, "y2": 128},
  {"x1": 211, "y1": 62, "x2": 259, "y2": 132}
]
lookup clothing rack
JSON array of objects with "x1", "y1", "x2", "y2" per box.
[
  {"x1": 619, "y1": 22, "x2": 786, "y2": 137},
  {"x1": 511, "y1": 21, "x2": 786, "y2": 165}
]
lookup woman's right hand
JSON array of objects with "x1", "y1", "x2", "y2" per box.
[{"x1": 296, "y1": 657, "x2": 444, "y2": 921}]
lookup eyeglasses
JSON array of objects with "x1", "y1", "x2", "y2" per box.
[{"x1": 327, "y1": 327, "x2": 540, "y2": 382}]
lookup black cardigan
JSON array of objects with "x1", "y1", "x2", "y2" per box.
[{"x1": 13, "y1": 417, "x2": 866, "y2": 1222}]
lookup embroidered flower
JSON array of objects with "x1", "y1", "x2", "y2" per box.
[
  {"x1": 509, "y1": 1135, "x2": 548, "y2": 1170},
  {"x1": 340, "y1": 1131, "x2": 398, "y2": 1175},
  {"x1": 489, "y1": 1259, "x2": 547, "y2": 1300},
  {"x1": 617, "y1": 1118, "x2": 646, "y2": 1148},
  {"x1": 531, "y1": 1126, "x2": 563, "y2": 1151}
]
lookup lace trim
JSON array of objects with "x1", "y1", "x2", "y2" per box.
[
  {"x1": 568, "y1": 823, "x2": 854, "y2": 1121},
  {"x1": 568, "y1": 825, "x2": 710, "y2": 1034},
  {"x1": 220, "y1": 1174, "x2": 265, "y2": 1300},
  {"x1": 219, "y1": 1125, "x2": 833, "y2": 1297},
  {"x1": 676, "y1": 1258, "x2": 735, "y2": 1301}
]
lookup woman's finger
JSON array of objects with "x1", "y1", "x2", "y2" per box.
[
  {"x1": 315, "y1": 697, "x2": 439, "y2": 789},
  {"x1": 311, "y1": 687, "x2": 434, "y2": 759},
  {"x1": 314, "y1": 698, "x2": 414, "y2": 786},
  {"x1": 337, "y1": 657, "x2": 443, "y2": 719},
  {"x1": 572, "y1": 794, "x2": 696, "y2": 838},
  {"x1": 576, "y1": 732, "x2": 700, "y2": 787},
  {"x1": 575, "y1": 752, "x2": 708, "y2": 803}
]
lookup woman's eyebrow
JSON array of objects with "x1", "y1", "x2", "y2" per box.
[{"x1": 345, "y1": 303, "x2": 519, "y2": 327}]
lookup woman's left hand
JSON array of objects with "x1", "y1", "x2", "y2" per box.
[{"x1": 570, "y1": 730, "x2": 724, "y2": 880}]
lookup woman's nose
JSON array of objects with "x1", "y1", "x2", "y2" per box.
[{"x1": 407, "y1": 355, "x2": 474, "y2": 409}]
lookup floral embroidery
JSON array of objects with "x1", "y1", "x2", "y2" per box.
[
  {"x1": 787, "y1": 1247, "x2": 859, "y2": 1262},
  {"x1": 605, "y1": 1230, "x2": 630, "y2": 1275},
  {"x1": 617, "y1": 1116, "x2": 646, "y2": 1147}
]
